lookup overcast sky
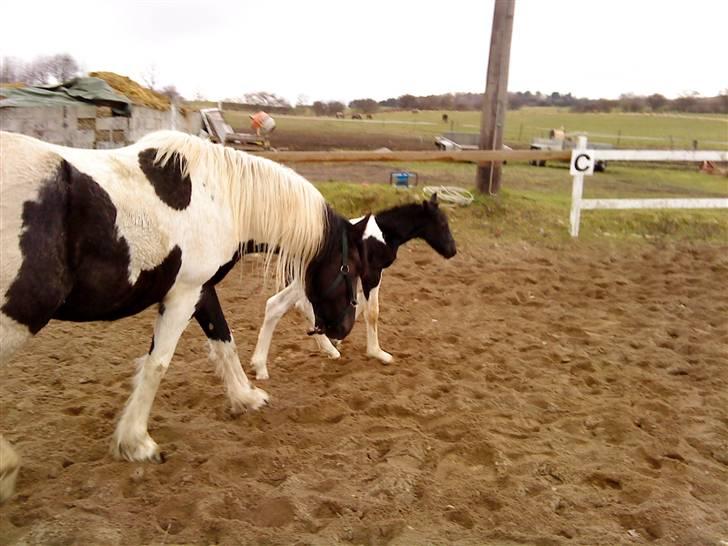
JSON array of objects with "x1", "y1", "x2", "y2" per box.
[{"x1": 2, "y1": 0, "x2": 726, "y2": 103}]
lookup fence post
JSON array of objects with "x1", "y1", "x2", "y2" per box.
[{"x1": 569, "y1": 135, "x2": 588, "y2": 237}]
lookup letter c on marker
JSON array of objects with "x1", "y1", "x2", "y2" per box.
[{"x1": 574, "y1": 153, "x2": 591, "y2": 172}]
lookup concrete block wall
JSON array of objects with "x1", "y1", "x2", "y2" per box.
[{"x1": 0, "y1": 105, "x2": 202, "y2": 148}]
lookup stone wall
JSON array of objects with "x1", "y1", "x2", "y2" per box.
[{"x1": 0, "y1": 105, "x2": 202, "y2": 148}]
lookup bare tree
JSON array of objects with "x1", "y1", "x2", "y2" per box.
[
  {"x1": 45, "y1": 53, "x2": 81, "y2": 83},
  {"x1": 142, "y1": 65, "x2": 158, "y2": 90},
  {"x1": 243, "y1": 91, "x2": 291, "y2": 108},
  {"x1": 0, "y1": 57, "x2": 24, "y2": 83},
  {"x1": 160, "y1": 85, "x2": 183, "y2": 102},
  {"x1": 22, "y1": 56, "x2": 51, "y2": 85}
]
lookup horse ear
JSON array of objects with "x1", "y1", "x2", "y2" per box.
[{"x1": 423, "y1": 192, "x2": 439, "y2": 211}]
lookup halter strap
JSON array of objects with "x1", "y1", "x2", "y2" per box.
[{"x1": 309, "y1": 230, "x2": 357, "y2": 335}]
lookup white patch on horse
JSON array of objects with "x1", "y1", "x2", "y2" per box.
[
  {"x1": 351, "y1": 215, "x2": 385, "y2": 244},
  {"x1": 0, "y1": 313, "x2": 31, "y2": 365}
]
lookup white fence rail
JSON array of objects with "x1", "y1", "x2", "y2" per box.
[{"x1": 569, "y1": 137, "x2": 728, "y2": 237}]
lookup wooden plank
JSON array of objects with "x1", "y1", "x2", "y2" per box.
[
  {"x1": 580, "y1": 198, "x2": 728, "y2": 210},
  {"x1": 253, "y1": 149, "x2": 572, "y2": 163},
  {"x1": 592, "y1": 150, "x2": 728, "y2": 162}
]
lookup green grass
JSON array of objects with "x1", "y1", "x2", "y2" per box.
[
  {"x1": 314, "y1": 162, "x2": 728, "y2": 244},
  {"x1": 218, "y1": 106, "x2": 728, "y2": 150}
]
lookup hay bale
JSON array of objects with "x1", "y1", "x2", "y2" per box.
[
  {"x1": 89, "y1": 71, "x2": 170, "y2": 111},
  {"x1": 0, "y1": 82, "x2": 26, "y2": 100}
]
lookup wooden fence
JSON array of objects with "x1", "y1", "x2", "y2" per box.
[{"x1": 254, "y1": 149, "x2": 571, "y2": 163}]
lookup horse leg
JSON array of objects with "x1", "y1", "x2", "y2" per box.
[
  {"x1": 296, "y1": 298, "x2": 341, "y2": 359},
  {"x1": 363, "y1": 283, "x2": 393, "y2": 364},
  {"x1": 194, "y1": 285, "x2": 268, "y2": 411},
  {"x1": 0, "y1": 316, "x2": 28, "y2": 503},
  {"x1": 111, "y1": 286, "x2": 201, "y2": 462},
  {"x1": 250, "y1": 282, "x2": 306, "y2": 379},
  {"x1": 0, "y1": 313, "x2": 32, "y2": 365},
  {"x1": 0, "y1": 434, "x2": 20, "y2": 503}
]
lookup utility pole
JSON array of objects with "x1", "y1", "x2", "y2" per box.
[{"x1": 476, "y1": 0, "x2": 516, "y2": 194}]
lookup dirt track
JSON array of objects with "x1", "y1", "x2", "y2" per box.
[{"x1": 1, "y1": 240, "x2": 727, "y2": 546}]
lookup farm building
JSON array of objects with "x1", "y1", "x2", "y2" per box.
[{"x1": 0, "y1": 73, "x2": 201, "y2": 148}]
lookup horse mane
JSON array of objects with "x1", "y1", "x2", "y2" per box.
[{"x1": 136, "y1": 131, "x2": 327, "y2": 288}]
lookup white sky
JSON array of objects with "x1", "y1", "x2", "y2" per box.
[{"x1": 2, "y1": 0, "x2": 726, "y2": 104}]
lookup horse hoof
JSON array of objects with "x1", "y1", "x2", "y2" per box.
[
  {"x1": 369, "y1": 350, "x2": 393, "y2": 364},
  {"x1": 112, "y1": 435, "x2": 163, "y2": 463},
  {"x1": 230, "y1": 387, "x2": 270, "y2": 414},
  {"x1": 248, "y1": 387, "x2": 269, "y2": 411},
  {"x1": 255, "y1": 369, "x2": 270, "y2": 381},
  {"x1": 327, "y1": 348, "x2": 341, "y2": 360}
]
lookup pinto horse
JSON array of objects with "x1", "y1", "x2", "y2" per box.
[
  {"x1": 0, "y1": 130, "x2": 367, "y2": 502},
  {"x1": 250, "y1": 194, "x2": 457, "y2": 380}
]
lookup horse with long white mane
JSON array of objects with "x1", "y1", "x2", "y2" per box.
[
  {"x1": 0, "y1": 130, "x2": 367, "y2": 502},
  {"x1": 250, "y1": 194, "x2": 457, "y2": 380}
]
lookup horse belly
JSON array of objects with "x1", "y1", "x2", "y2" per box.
[{"x1": 54, "y1": 245, "x2": 183, "y2": 322}]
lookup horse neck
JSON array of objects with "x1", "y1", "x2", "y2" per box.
[
  {"x1": 212, "y1": 147, "x2": 326, "y2": 288},
  {"x1": 373, "y1": 204, "x2": 427, "y2": 251}
]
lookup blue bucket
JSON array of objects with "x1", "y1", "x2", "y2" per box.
[{"x1": 389, "y1": 171, "x2": 418, "y2": 188}]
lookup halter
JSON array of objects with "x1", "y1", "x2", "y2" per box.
[{"x1": 308, "y1": 230, "x2": 357, "y2": 336}]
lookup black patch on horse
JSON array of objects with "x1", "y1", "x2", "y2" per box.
[
  {"x1": 1, "y1": 162, "x2": 73, "y2": 333},
  {"x1": 194, "y1": 285, "x2": 232, "y2": 343},
  {"x1": 138, "y1": 148, "x2": 192, "y2": 210},
  {"x1": 51, "y1": 163, "x2": 183, "y2": 322}
]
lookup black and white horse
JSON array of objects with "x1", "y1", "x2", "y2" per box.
[
  {"x1": 0, "y1": 130, "x2": 367, "y2": 501},
  {"x1": 250, "y1": 194, "x2": 457, "y2": 379}
]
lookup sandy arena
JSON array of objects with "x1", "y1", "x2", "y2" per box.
[{"x1": 1, "y1": 240, "x2": 727, "y2": 545}]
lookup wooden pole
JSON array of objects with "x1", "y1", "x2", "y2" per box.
[{"x1": 476, "y1": 0, "x2": 516, "y2": 194}]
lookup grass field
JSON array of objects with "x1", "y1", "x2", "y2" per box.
[
  {"x1": 215, "y1": 105, "x2": 727, "y2": 150},
  {"x1": 308, "y1": 162, "x2": 728, "y2": 244}
]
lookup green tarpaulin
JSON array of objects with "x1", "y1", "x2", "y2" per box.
[{"x1": 0, "y1": 77, "x2": 133, "y2": 116}]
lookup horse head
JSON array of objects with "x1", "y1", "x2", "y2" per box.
[
  {"x1": 420, "y1": 193, "x2": 457, "y2": 259},
  {"x1": 304, "y1": 210, "x2": 369, "y2": 340}
]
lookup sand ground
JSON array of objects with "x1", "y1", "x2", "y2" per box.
[{"x1": 1, "y1": 240, "x2": 727, "y2": 546}]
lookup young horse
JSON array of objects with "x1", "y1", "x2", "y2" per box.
[
  {"x1": 250, "y1": 194, "x2": 457, "y2": 380},
  {"x1": 0, "y1": 130, "x2": 367, "y2": 501}
]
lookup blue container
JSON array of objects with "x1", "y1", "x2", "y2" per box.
[{"x1": 389, "y1": 171, "x2": 418, "y2": 188}]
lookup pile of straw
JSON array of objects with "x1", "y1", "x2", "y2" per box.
[{"x1": 89, "y1": 71, "x2": 170, "y2": 110}]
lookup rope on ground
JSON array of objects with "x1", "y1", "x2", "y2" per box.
[{"x1": 422, "y1": 185, "x2": 474, "y2": 206}]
